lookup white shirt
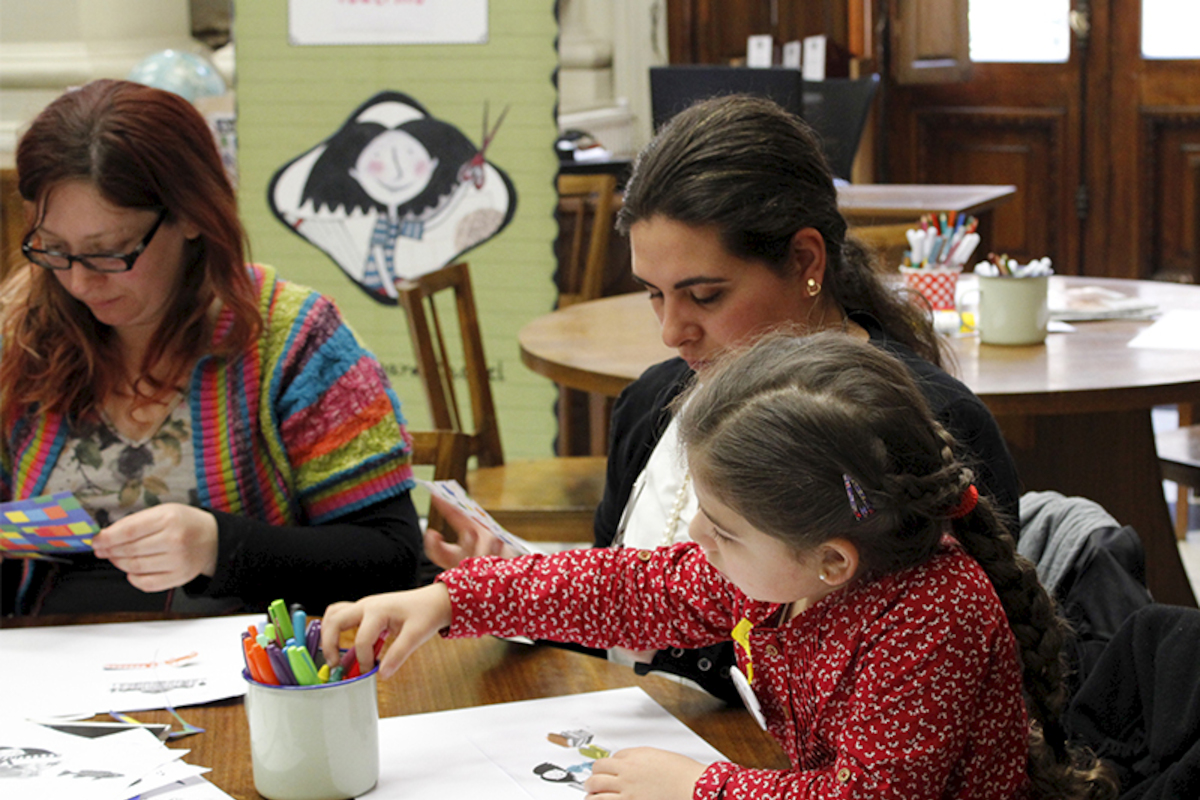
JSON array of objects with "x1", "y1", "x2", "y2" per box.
[{"x1": 614, "y1": 413, "x2": 697, "y2": 549}]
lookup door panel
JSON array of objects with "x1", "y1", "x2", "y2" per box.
[
  {"x1": 913, "y1": 107, "x2": 1066, "y2": 269},
  {"x1": 888, "y1": 57, "x2": 1082, "y2": 274},
  {"x1": 888, "y1": 0, "x2": 1200, "y2": 281},
  {"x1": 1108, "y1": 0, "x2": 1200, "y2": 281},
  {"x1": 1142, "y1": 114, "x2": 1200, "y2": 280}
]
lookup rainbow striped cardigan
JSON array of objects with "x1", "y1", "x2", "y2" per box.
[{"x1": 0, "y1": 264, "x2": 414, "y2": 525}]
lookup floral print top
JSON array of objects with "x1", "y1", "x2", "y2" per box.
[{"x1": 42, "y1": 395, "x2": 197, "y2": 527}]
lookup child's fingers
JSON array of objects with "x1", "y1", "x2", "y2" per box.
[
  {"x1": 376, "y1": 625, "x2": 421, "y2": 679},
  {"x1": 320, "y1": 600, "x2": 364, "y2": 666},
  {"x1": 352, "y1": 610, "x2": 391, "y2": 671},
  {"x1": 375, "y1": 584, "x2": 453, "y2": 679}
]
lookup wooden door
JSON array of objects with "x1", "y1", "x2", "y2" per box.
[
  {"x1": 886, "y1": 0, "x2": 1200, "y2": 280},
  {"x1": 668, "y1": 0, "x2": 852, "y2": 68},
  {"x1": 1105, "y1": 0, "x2": 1200, "y2": 281}
]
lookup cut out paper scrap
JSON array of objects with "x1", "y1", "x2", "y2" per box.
[
  {"x1": 0, "y1": 491, "x2": 100, "y2": 558},
  {"x1": 417, "y1": 479, "x2": 541, "y2": 556},
  {"x1": 268, "y1": 91, "x2": 517, "y2": 304}
]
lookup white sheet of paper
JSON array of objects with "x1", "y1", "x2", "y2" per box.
[
  {"x1": 137, "y1": 775, "x2": 236, "y2": 800},
  {"x1": 362, "y1": 687, "x2": 729, "y2": 799},
  {"x1": 0, "y1": 615, "x2": 258, "y2": 719},
  {"x1": 1128, "y1": 309, "x2": 1200, "y2": 351},
  {"x1": 0, "y1": 720, "x2": 182, "y2": 800},
  {"x1": 126, "y1": 759, "x2": 211, "y2": 799},
  {"x1": 1049, "y1": 284, "x2": 1159, "y2": 321},
  {"x1": 782, "y1": 40, "x2": 802, "y2": 68},
  {"x1": 802, "y1": 35, "x2": 827, "y2": 80},
  {"x1": 747, "y1": 34, "x2": 774, "y2": 67}
]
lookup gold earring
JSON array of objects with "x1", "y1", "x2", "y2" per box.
[{"x1": 806, "y1": 277, "x2": 821, "y2": 297}]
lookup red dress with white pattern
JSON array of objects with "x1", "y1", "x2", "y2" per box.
[{"x1": 437, "y1": 540, "x2": 1030, "y2": 800}]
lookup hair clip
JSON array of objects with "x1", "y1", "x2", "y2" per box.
[
  {"x1": 843, "y1": 473, "x2": 874, "y2": 521},
  {"x1": 947, "y1": 485, "x2": 979, "y2": 519}
]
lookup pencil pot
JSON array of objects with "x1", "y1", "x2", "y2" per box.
[
  {"x1": 900, "y1": 265, "x2": 962, "y2": 312},
  {"x1": 977, "y1": 275, "x2": 1049, "y2": 345},
  {"x1": 243, "y1": 667, "x2": 380, "y2": 800}
]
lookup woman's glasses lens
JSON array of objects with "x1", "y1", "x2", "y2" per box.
[
  {"x1": 24, "y1": 249, "x2": 130, "y2": 273},
  {"x1": 21, "y1": 208, "x2": 166, "y2": 273}
]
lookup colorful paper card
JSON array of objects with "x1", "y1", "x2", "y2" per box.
[
  {"x1": 0, "y1": 492, "x2": 100, "y2": 558},
  {"x1": 417, "y1": 479, "x2": 540, "y2": 556}
]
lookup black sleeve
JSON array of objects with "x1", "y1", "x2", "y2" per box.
[
  {"x1": 593, "y1": 359, "x2": 693, "y2": 547},
  {"x1": 189, "y1": 491, "x2": 422, "y2": 612}
]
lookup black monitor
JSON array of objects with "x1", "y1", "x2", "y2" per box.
[
  {"x1": 648, "y1": 66, "x2": 880, "y2": 181},
  {"x1": 649, "y1": 65, "x2": 805, "y2": 132}
]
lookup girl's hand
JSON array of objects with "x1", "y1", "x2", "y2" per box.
[
  {"x1": 320, "y1": 583, "x2": 453, "y2": 679},
  {"x1": 422, "y1": 494, "x2": 519, "y2": 569},
  {"x1": 584, "y1": 748, "x2": 706, "y2": 800},
  {"x1": 91, "y1": 503, "x2": 218, "y2": 593}
]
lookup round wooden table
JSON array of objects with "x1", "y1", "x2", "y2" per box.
[{"x1": 519, "y1": 276, "x2": 1200, "y2": 607}]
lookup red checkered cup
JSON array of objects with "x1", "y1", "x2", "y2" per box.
[{"x1": 899, "y1": 265, "x2": 963, "y2": 312}]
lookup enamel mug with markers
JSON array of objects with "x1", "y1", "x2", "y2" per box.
[
  {"x1": 244, "y1": 667, "x2": 380, "y2": 800},
  {"x1": 976, "y1": 274, "x2": 1050, "y2": 345}
]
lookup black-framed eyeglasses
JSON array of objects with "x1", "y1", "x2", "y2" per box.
[{"x1": 21, "y1": 208, "x2": 168, "y2": 274}]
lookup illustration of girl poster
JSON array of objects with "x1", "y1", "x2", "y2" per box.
[{"x1": 268, "y1": 91, "x2": 517, "y2": 304}]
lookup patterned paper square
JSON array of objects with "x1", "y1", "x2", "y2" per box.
[{"x1": 0, "y1": 492, "x2": 100, "y2": 558}]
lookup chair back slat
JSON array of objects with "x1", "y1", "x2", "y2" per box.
[
  {"x1": 407, "y1": 429, "x2": 470, "y2": 537},
  {"x1": 556, "y1": 173, "x2": 618, "y2": 307},
  {"x1": 397, "y1": 262, "x2": 505, "y2": 469}
]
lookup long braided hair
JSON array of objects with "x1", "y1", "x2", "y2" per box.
[{"x1": 677, "y1": 333, "x2": 1116, "y2": 799}]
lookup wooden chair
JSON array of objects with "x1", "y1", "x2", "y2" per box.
[
  {"x1": 848, "y1": 222, "x2": 912, "y2": 271},
  {"x1": 397, "y1": 261, "x2": 607, "y2": 542},
  {"x1": 556, "y1": 173, "x2": 619, "y2": 308},
  {"x1": 408, "y1": 430, "x2": 470, "y2": 536},
  {"x1": 1159, "y1": 405, "x2": 1200, "y2": 540},
  {"x1": 556, "y1": 173, "x2": 620, "y2": 456}
]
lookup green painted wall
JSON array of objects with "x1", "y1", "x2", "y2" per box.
[{"x1": 235, "y1": 1, "x2": 560, "y2": 460}]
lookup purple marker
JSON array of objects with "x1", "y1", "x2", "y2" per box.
[
  {"x1": 306, "y1": 618, "x2": 322, "y2": 664},
  {"x1": 266, "y1": 642, "x2": 295, "y2": 685}
]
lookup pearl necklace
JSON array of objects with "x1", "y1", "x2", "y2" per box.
[{"x1": 661, "y1": 472, "x2": 691, "y2": 546}]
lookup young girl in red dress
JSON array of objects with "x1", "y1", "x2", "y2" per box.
[{"x1": 322, "y1": 333, "x2": 1115, "y2": 800}]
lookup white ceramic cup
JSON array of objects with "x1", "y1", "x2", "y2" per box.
[
  {"x1": 977, "y1": 274, "x2": 1049, "y2": 345},
  {"x1": 244, "y1": 667, "x2": 380, "y2": 800}
]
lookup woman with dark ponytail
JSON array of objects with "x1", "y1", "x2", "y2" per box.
[{"x1": 322, "y1": 332, "x2": 1115, "y2": 799}]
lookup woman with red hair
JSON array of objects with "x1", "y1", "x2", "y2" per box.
[{"x1": 0, "y1": 79, "x2": 422, "y2": 615}]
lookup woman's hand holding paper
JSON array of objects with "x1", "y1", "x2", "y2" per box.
[
  {"x1": 91, "y1": 503, "x2": 219, "y2": 592},
  {"x1": 423, "y1": 493, "x2": 519, "y2": 569}
]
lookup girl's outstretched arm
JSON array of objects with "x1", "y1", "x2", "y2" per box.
[{"x1": 320, "y1": 583, "x2": 452, "y2": 679}]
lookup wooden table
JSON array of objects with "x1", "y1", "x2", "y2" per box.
[
  {"x1": 518, "y1": 276, "x2": 1200, "y2": 607},
  {"x1": 835, "y1": 183, "x2": 1017, "y2": 225},
  {"x1": 0, "y1": 614, "x2": 784, "y2": 799}
]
